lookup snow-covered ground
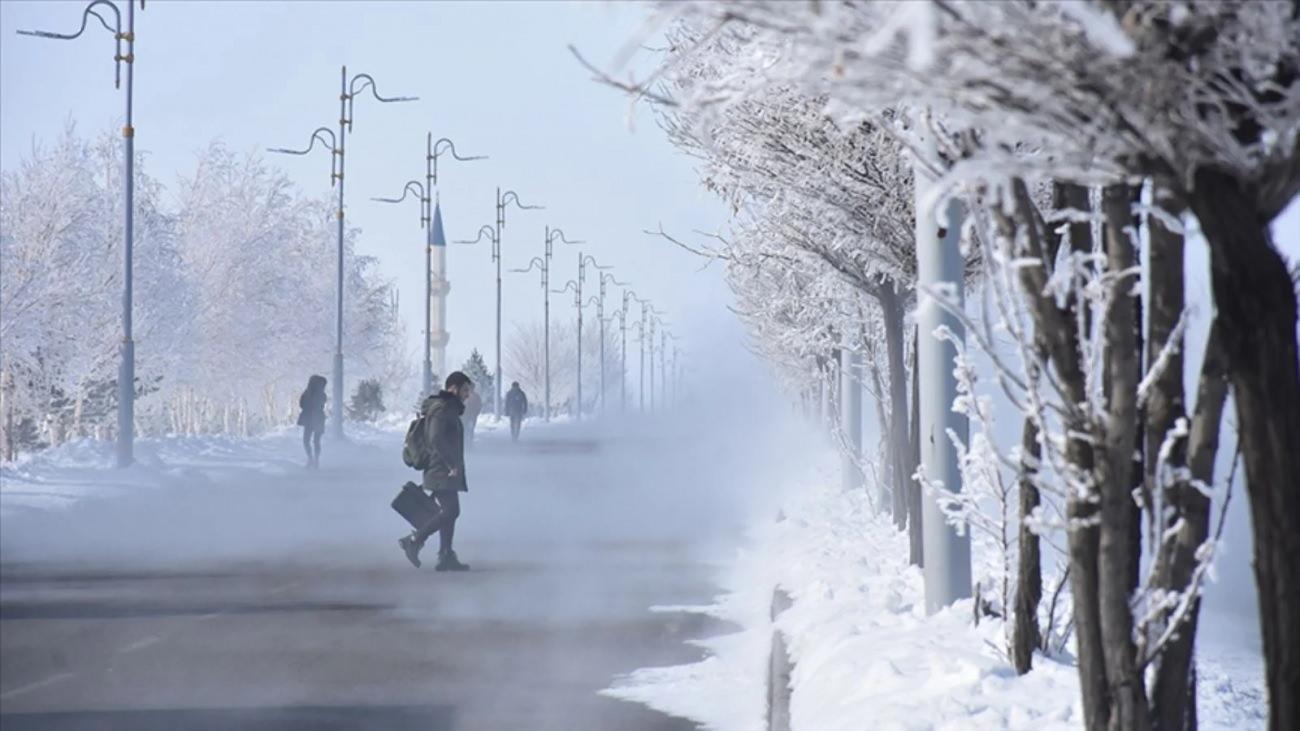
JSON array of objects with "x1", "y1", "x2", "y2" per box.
[
  {"x1": 0, "y1": 416, "x2": 562, "y2": 518},
  {"x1": 2, "y1": 418, "x2": 1268, "y2": 729},
  {"x1": 605, "y1": 449, "x2": 1269, "y2": 731}
]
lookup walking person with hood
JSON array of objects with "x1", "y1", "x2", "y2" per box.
[
  {"x1": 505, "y1": 381, "x2": 529, "y2": 442},
  {"x1": 297, "y1": 374, "x2": 327, "y2": 469},
  {"x1": 398, "y1": 371, "x2": 473, "y2": 571}
]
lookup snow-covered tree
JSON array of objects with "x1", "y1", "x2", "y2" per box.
[
  {"x1": 1, "y1": 124, "x2": 186, "y2": 450},
  {"x1": 1, "y1": 129, "x2": 406, "y2": 449}
]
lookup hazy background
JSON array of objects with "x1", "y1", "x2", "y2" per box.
[
  {"x1": 3, "y1": 0, "x2": 1293, "y2": 641},
  {"x1": 0, "y1": 0, "x2": 744, "y2": 387}
]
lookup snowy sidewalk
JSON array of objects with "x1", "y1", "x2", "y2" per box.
[{"x1": 606, "y1": 454, "x2": 1268, "y2": 731}]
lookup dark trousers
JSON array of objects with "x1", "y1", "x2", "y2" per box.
[
  {"x1": 413, "y1": 490, "x2": 460, "y2": 555},
  {"x1": 302, "y1": 425, "x2": 322, "y2": 459},
  {"x1": 509, "y1": 416, "x2": 523, "y2": 441}
]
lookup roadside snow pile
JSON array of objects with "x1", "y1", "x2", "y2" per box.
[
  {"x1": 606, "y1": 461, "x2": 1266, "y2": 730},
  {"x1": 0, "y1": 430, "x2": 305, "y2": 516},
  {"x1": 0, "y1": 423, "x2": 413, "y2": 517}
]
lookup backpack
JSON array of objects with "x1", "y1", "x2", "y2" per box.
[{"x1": 402, "y1": 413, "x2": 432, "y2": 470}]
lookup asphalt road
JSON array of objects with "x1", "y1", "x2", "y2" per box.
[{"x1": 0, "y1": 419, "x2": 748, "y2": 730}]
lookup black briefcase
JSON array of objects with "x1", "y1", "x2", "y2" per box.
[{"x1": 392, "y1": 481, "x2": 439, "y2": 530}]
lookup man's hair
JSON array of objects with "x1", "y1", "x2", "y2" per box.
[
  {"x1": 512, "y1": 381, "x2": 520, "y2": 388},
  {"x1": 445, "y1": 371, "x2": 473, "y2": 390}
]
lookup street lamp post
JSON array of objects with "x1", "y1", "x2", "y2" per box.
[
  {"x1": 374, "y1": 137, "x2": 484, "y2": 400},
  {"x1": 272, "y1": 67, "x2": 416, "y2": 440},
  {"x1": 575, "y1": 255, "x2": 612, "y2": 420},
  {"x1": 594, "y1": 272, "x2": 627, "y2": 415},
  {"x1": 660, "y1": 329, "x2": 675, "y2": 410},
  {"x1": 510, "y1": 226, "x2": 581, "y2": 421},
  {"x1": 425, "y1": 136, "x2": 485, "y2": 395},
  {"x1": 621, "y1": 290, "x2": 646, "y2": 414},
  {"x1": 371, "y1": 179, "x2": 433, "y2": 397},
  {"x1": 609, "y1": 306, "x2": 626, "y2": 413},
  {"x1": 552, "y1": 279, "x2": 581, "y2": 420},
  {"x1": 647, "y1": 316, "x2": 656, "y2": 413},
  {"x1": 635, "y1": 304, "x2": 648, "y2": 412},
  {"x1": 19, "y1": 0, "x2": 145, "y2": 467},
  {"x1": 488, "y1": 189, "x2": 542, "y2": 418}
]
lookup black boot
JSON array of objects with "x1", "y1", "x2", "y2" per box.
[
  {"x1": 435, "y1": 550, "x2": 470, "y2": 572},
  {"x1": 398, "y1": 534, "x2": 423, "y2": 568}
]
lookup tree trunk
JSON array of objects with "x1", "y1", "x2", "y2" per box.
[
  {"x1": 1188, "y1": 167, "x2": 1300, "y2": 731},
  {"x1": 879, "y1": 282, "x2": 910, "y2": 531},
  {"x1": 1012, "y1": 415, "x2": 1043, "y2": 674},
  {"x1": 1096, "y1": 184, "x2": 1148, "y2": 731},
  {"x1": 1142, "y1": 186, "x2": 1200, "y2": 731},
  {"x1": 909, "y1": 327, "x2": 924, "y2": 568},
  {"x1": 1008, "y1": 179, "x2": 1110, "y2": 729},
  {"x1": 1151, "y1": 320, "x2": 1227, "y2": 731}
]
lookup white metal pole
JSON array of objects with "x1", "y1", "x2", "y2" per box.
[
  {"x1": 914, "y1": 136, "x2": 972, "y2": 614},
  {"x1": 116, "y1": 0, "x2": 137, "y2": 467},
  {"x1": 543, "y1": 233, "x2": 551, "y2": 422},
  {"x1": 839, "y1": 345, "x2": 863, "y2": 491},
  {"x1": 331, "y1": 65, "x2": 348, "y2": 440}
]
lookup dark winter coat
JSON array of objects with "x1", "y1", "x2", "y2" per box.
[
  {"x1": 505, "y1": 386, "x2": 529, "y2": 418},
  {"x1": 420, "y1": 390, "x2": 468, "y2": 493},
  {"x1": 298, "y1": 376, "x2": 327, "y2": 430}
]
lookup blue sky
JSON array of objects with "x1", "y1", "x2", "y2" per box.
[{"x1": 0, "y1": 0, "x2": 754, "y2": 389}]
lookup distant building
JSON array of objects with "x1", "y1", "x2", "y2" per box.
[{"x1": 430, "y1": 199, "x2": 450, "y2": 377}]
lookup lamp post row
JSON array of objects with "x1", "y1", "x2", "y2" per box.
[
  {"x1": 17, "y1": 5, "x2": 681, "y2": 459},
  {"x1": 270, "y1": 66, "x2": 417, "y2": 439}
]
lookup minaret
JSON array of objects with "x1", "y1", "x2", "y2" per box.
[{"x1": 430, "y1": 198, "x2": 451, "y2": 378}]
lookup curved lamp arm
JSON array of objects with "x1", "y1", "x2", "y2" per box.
[
  {"x1": 550, "y1": 280, "x2": 579, "y2": 296},
  {"x1": 509, "y1": 257, "x2": 546, "y2": 276},
  {"x1": 454, "y1": 225, "x2": 498, "y2": 246},
  {"x1": 546, "y1": 228, "x2": 584, "y2": 245},
  {"x1": 371, "y1": 180, "x2": 425, "y2": 205},
  {"x1": 269, "y1": 127, "x2": 339, "y2": 185},
  {"x1": 268, "y1": 127, "x2": 338, "y2": 156},
  {"x1": 16, "y1": 0, "x2": 120, "y2": 39},
  {"x1": 345, "y1": 73, "x2": 417, "y2": 133},
  {"x1": 501, "y1": 190, "x2": 544, "y2": 212},
  {"x1": 432, "y1": 137, "x2": 487, "y2": 162},
  {"x1": 18, "y1": 1, "x2": 127, "y2": 87},
  {"x1": 350, "y1": 73, "x2": 419, "y2": 103}
]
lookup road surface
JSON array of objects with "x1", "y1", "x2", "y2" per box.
[{"x1": 1, "y1": 418, "x2": 756, "y2": 730}]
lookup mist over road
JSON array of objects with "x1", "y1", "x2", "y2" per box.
[{"x1": 0, "y1": 416, "x2": 784, "y2": 729}]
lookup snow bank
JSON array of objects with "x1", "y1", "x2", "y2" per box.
[
  {"x1": 606, "y1": 458, "x2": 1266, "y2": 730},
  {"x1": 0, "y1": 415, "x2": 573, "y2": 518},
  {"x1": 0, "y1": 431, "x2": 297, "y2": 516},
  {"x1": 0, "y1": 423, "x2": 407, "y2": 517}
]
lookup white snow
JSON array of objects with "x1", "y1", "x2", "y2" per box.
[
  {"x1": 0, "y1": 414, "x2": 567, "y2": 518},
  {"x1": 2, "y1": 422, "x2": 1268, "y2": 730},
  {"x1": 606, "y1": 446, "x2": 1267, "y2": 730}
]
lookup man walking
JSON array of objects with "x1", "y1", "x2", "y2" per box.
[
  {"x1": 399, "y1": 371, "x2": 472, "y2": 571},
  {"x1": 505, "y1": 381, "x2": 529, "y2": 442}
]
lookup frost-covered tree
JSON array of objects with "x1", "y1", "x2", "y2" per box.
[
  {"x1": 587, "y1": 1, "x2": 1300, "y2": 726},
  {"x1": 1, "y1": 124, "x2": 186, "y2": 450},
  {"x1": 615, "y1": 5, "x2": 1300, "y2": 723},
  {"x1": 504, "y1": 318, "x2": 621, "y2": 416},
  {"x1": 461, "y1": 349, "x2": 493, "y2": 401},
  {"x1": 1, "y1": 130, "x2": 405, "y2": 448}
]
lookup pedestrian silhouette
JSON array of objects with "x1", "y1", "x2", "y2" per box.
[{"x1": 297, "y1": 374, "x2": 327, "y2": 469}]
